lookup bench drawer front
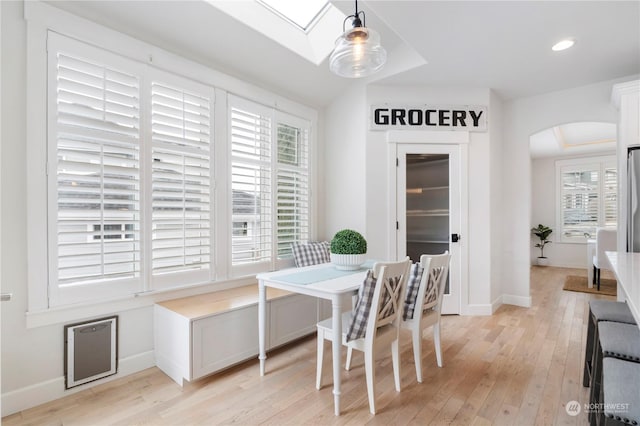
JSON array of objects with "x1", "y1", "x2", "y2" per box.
[
  {"x1": 192, "y1": 305, "x2": 259, "y2": 380},
  {"x1": 269, "y1": 294, "x2": 317, "y2": 349}
]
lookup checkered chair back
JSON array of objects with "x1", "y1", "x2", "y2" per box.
[{"x1": 365, "y1": 258, "x2": 411, "y2": 338}]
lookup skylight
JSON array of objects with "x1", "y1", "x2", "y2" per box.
[
  {"x1": 206, "y1": 0, "x2": 344, "y2": 65},
  {"x1": 257, "y1": 0, "x2": 329, "y2": 31}
]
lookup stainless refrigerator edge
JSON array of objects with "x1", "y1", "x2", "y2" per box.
[{"x1": 628, "y1": 145, "x2": 640, "y2": 252}]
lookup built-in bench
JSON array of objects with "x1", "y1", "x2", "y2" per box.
[{"x1": 154, "y1": 284, "x2": 325, "y2": 386}]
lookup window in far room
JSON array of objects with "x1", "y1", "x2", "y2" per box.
[{"x1": 556, "y1": 156, "x2": 617, "y2": 243}]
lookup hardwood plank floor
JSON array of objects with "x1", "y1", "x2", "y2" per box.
[{"x1": 3, "y1": 266, "x2": 614, "y2": 425}]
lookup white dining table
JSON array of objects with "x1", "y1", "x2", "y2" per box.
[{"x1": 257, "y1": 262, "x2": 371, "y2": 416}]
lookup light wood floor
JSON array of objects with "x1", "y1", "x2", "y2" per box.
[{"x1": 3, "y1": 266, "x2": 615, "y2": 425}]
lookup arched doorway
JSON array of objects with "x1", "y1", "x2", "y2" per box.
[{"x1": 529, "y1": 121, "x2": 617, "y2": 270}]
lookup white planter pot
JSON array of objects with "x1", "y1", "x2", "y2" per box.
[
  {"x1": 330, "y1": 253, "x2": 366, "y2": 271},
  {"x1": 537, "y1": 257, "x2": 550, "y2": 266}
]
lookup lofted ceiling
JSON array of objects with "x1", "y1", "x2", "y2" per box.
[{"x1": 46, "y1": 1, "x2": 640, "y2": 108}]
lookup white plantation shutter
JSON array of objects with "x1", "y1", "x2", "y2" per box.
[
  {"x1": 604, "y1": 165, "x2": 618, "y2": 227},
  {"x1": 229, "y1": 97, "x2": 273, "y2": 271},
  {"x1": 557, "y1": 157, "x2": 617, "y2": 243},
  {"x1": 49, "y1": 33, "x2": 143, "y2": 305},
  {"x1": 151, "y1": 78, "x2": 213, "y2": 286},
  {"x1": 228, "y1": 97, "x2": 312, "y2": 274},
  {"x1": 275, "y1": 119, "x2": 310, "y2": 259},
  {"x1": 47, "y1": 33, "x2": 217, "y2": 306}
]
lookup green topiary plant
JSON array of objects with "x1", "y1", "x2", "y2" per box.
[
  {"x1": 330, "y1": 229, "x2": 367, "y2": 255},
  {"x1": 531, "y1": 224, "x2": 552, "y2": 258}
]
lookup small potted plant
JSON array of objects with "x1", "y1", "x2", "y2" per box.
[
  {"x1": 330, "y1": 229, "x2": 367, "y2": 270},
  {"x1": 531, "y1": 224, "x2": 552, "y2": 266}
]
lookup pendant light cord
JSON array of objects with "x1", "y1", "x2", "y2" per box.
[{"x1": 343, "y1": 0, "x2": 366, "y2": 31}]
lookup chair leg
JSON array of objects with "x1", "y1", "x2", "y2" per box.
[
  {"x1": 589, "y1": 325, "x2": 603, "y2": 426},
  {"x1": 434, "y1": 321, "x2": 443, "y2": 368},
  {"x1": 391, "y1": 338, "x2": 401, "y2": 392},
  {"x1": 593, "y1": 265, "x2": 597, "y2": 285},
  {"x1": 364, "y1": 349, "x2": 376, "y2": 414},
  {"x1": 345, "y1": 347, "x2": 353, "y2": 371},
  {"x1": 316, "y1": 329, "x2": 324, "y2": 390},
  {"x1": 411, "y1": 327, "x2": 423, "y2": 383},
  {"x1": 596, "y1": 268, "x2": 601, "y2": 291}
]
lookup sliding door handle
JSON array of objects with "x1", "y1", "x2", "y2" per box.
[{"x1": 1, "y1": 293, "x2": 12, "y2": 302}]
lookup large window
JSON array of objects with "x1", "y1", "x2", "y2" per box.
[
  {"x1": 229, "y1": 96, "x2": 310, "y2": 275},
  {"x1": 47, "y1": 33, "x2": 214, "y2": 306},
  {"x1": 556, "y1": 156, "x2": 617, "y2": 243},
  {"x1": 37, "y1": 31, "x2": 315, "y2": 310}
]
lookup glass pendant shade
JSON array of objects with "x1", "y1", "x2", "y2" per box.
[{"x1": 329, "y1": 26, "x2": 387, "y2": 78}]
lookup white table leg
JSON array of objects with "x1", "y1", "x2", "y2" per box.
[
  {"x1": 331, "y1": 296, "x2": 342, "y2": 416},
  {"x1": 258, "y1": 281, "x2": 267, "y2": 376}
]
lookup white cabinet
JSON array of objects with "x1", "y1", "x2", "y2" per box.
[
  {"x1": 192, "y1": 304, "x2": 259, "y2": 380},
  {"x1": 154, "y1": 286, "x2": 319, "y2": 386},
  {"x1": 268, "y1": 294, "x2": 318, "y2": 348}
]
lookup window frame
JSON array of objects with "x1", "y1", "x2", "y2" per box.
[{"x1": 555, "y1": 155, "x2": 617, "y2": 244}]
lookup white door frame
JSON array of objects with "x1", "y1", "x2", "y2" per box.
[{"x1": 387, "y1": 130, "x2": 469, "y2": 315}]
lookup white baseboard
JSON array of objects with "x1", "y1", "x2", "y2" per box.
[
  {"x1": 502, "y1": 294, "x2": 532, "y2": 308},
  {"x1": 1, "y1": 350, "x2": 155, "y2": 417},
  {"x1": 491, "y1": 296, "x2": 503, "y2": 313},
  {"x1": 464, "y1": 304, "x2": 493, "y2": 316}
]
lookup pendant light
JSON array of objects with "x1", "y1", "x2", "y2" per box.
[{"x1": 329, "y1": 0, "x2": 387, "y2": 78}]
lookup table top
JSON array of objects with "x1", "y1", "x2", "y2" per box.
[
  {"x1": 257, "y1": 262, "x2": 372, "y2": 297},
  {"x1": 606, "y1": 251, "x2": 640, "y2": 327}
]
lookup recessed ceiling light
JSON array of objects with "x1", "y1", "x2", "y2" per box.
[{"x1": 552, "y1": 39, "x2": 575, "y2": 52}]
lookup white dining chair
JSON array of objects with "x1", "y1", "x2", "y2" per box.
[
  {"x1": 401, "y1": 251, "x2": 451, "y2": 383},
  {"x1": 315, "y1": 257, "x2": 411, "y2": 414},
  {"x1": 592, "y1": 228, "x2": 617, "y2": 290}
]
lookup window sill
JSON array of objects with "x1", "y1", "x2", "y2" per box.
[{"x1": 25, "y1": 276, "x2": 258, "y2": 328}]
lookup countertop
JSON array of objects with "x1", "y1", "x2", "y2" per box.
[{"x1": 606, "y1": 251, "x2": 640, "y2": 328}]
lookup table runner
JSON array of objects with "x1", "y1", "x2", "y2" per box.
[{"x1": 275, "y1": 260, "x2": 374, "y2": 285}]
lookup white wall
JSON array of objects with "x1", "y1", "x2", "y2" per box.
[
  {"x1": 322, "y1": 82, "x2": 368, "y2": 240},
  {"x1": 501, "y1": 76, "x2": 638, "y2": 302}
]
